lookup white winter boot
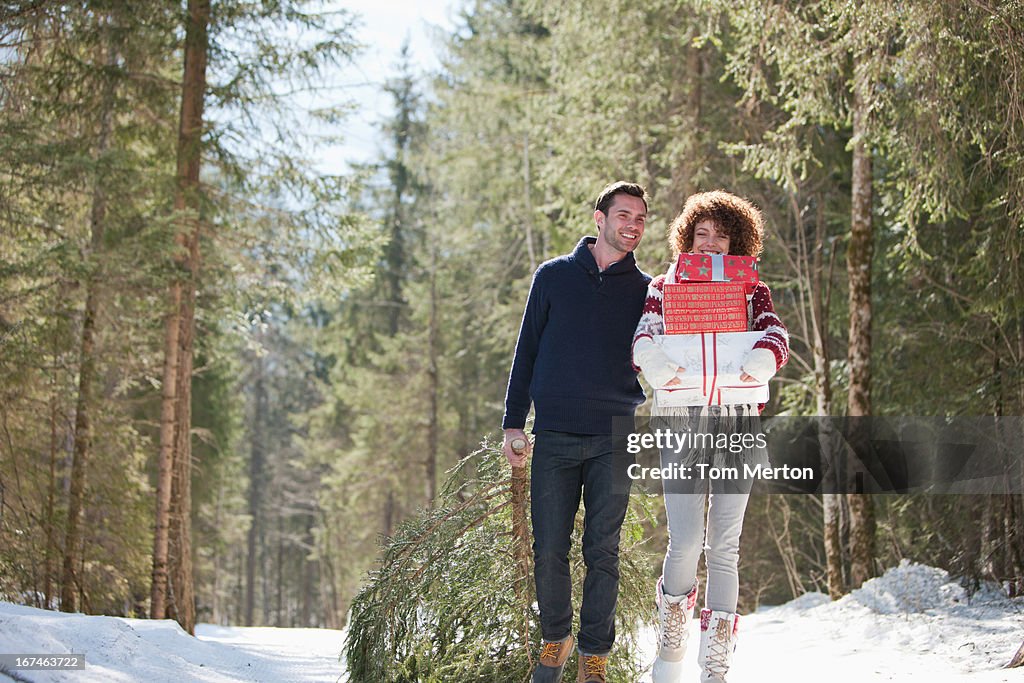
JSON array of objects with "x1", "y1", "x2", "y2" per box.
[
  {"x1": 697, "y1": 609, "x2": 739, "y2": 683},
  {"x1": 650, "y1": 577, "x2": 697, "y2": 682}
]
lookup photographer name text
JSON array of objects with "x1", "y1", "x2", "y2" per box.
[{"x1": 627, "y1": 462, "x2": 814, "y2": 481}]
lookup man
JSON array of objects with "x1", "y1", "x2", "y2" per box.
[{"x1": 502, "y1": 181, "x2": 651, "y2": 683}]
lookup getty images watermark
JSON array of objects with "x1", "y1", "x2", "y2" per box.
[
  {"x1": 625, "y1": 428, "x2": 814, "y2": 483},
  {"x1": 611, "y1": 415, "x2": 1024, "y2": 495}
]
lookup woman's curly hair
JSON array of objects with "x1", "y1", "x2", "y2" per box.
[{"x1": 668, "y1": 190, "x2": 764, "y2": 258}]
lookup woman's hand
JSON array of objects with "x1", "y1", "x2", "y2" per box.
[
  {"x1": 634, "y1": 337, "x2": 684, "y2": 389},
  {"x1": 740, "y1": 348, "x2": 778, "y2": 384},
  {"x1": 663, "y1": 368, "x2": 685, "y2": 387}
]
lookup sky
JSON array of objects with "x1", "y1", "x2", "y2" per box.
[{"x1": 318, "y1": 0, "x2": 457, "y2": 174}]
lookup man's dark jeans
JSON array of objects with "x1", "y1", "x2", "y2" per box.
[{"x1": 530, "y1": 429, "x2": 633, "y2": 655}]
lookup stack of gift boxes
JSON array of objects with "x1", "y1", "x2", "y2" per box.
[{"x1": 656, "y1": 254, "x2": 770, "y2": 407}]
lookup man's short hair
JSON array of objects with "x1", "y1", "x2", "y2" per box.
[{"x1": 594, "y1": 181, "x2": 649, "y2": 215}]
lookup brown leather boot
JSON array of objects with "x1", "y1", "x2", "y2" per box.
[
  {"x1": 577, "y1": 652, "x2": 608, "y2": 682},
  {"x1": 532, "y1": 634, "x2": 574, "y2": 683}
]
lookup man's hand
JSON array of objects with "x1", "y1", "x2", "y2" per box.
[{"x1": 503, "y1": 428, "x2": 531, "y2": 468}]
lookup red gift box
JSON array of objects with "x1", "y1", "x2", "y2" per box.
[
  {"x1": 664, "y1": 282, "x2": 748, "y2": 334},
  {"x1": 674, "y1": 253, "x2": 759, "y2": 293}
]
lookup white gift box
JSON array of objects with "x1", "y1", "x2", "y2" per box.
[{"x1": 654, "y1": 332, "x2": 770, "y2": 407}]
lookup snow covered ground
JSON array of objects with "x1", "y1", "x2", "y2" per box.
[
  {"x1": 639, "y1": 561, "x2": 1024, "y2": 682},
  {"x1": 0, "y1": 605, "x2": 347, "y2": 683},
  {"x1": 1, "y1": 562, "x2": 1021, "y2": 682}
]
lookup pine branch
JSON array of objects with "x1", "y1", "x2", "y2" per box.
[{"x1": 344, "y1": 440, "x2": 653, "y2": 682}]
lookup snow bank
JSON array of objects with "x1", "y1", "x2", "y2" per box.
[
  {"x1": 841, "y1": 560, "x2": 968, "y2": 614},
  {"x1": 638, "y1": 562, "x2": 1024, "y2": 682},
  {"x1": 0, "y1": 602, "x2": 345, "y2": 682},
  {"x1": 763, "y1": 562, "x2": 1022, "y2": 679}
]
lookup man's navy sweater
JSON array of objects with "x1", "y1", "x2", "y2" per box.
[{"x1": 502, "y1": 237, "x2": 651, "y2": 435}]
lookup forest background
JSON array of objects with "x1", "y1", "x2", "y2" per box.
[{"x1": 1, "y1": 0, "x2": 1022, "y2": 644}]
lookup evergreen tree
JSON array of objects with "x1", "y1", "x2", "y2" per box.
[{"x1": 1, "y1": 0, "x2": 182, "y2": 614}]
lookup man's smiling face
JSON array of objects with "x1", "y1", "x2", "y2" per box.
[{"x1": 595, "y1": 194, "x2": 647, "y2": 256}]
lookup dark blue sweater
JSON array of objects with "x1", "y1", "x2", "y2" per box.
[{"x1": 502, "y1": 237, "x2": 651, "y2": 435}]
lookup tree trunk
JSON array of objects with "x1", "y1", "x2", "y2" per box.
[
  {"x1": 810, "y1": 195, "x2": 846, "y2": 599},
  {"x1": 846, "y1": 67, "x2": 877, "y2": 590},
  {"x1": 60, "y1": 233, "x2": 102, "y2": 613},
  {"x1": 522, "y1": 130, "x2": 537, "y2": 271},
  {"x1": 510, "y1": 461, "x2": 532, "y2": 664},
  {"x1": 151, "y1": 280, "x2": 180, "y2": 620},
  {"x1": 1019, "y1": 313, "x2": 1024, "y2": 412},
  {"x1": 210, "y1": 477, "x2": 223, "y2": 623},
  {"x1": 44, "y1": 375, "x2": 59, "y2": 608},
  {"x1": 318, "y1": 511, "x2": 341, "y2": 629},
  {"x1": 235, "y1": 546, "x2": 244, "y2": 625},
  {"x1": 301, "y1": 518, "x2": 314, "y2": 627},
  {"x1": 425, "y1": 254, "x2": 439, "y2": 506},
  {"x1": 820, "y1": 386, "x2": 846, "y2": 598},
  {"x1": 152, "y1": 0, "x2": 208, "y2": 632},
  {"x1": 61, "y1": 36, "x2": 115, "y2": 611},
  {"x1": 383, "y1": 46, "x2": 413, "y2": 337},
  {"x1": 259, "y1": 525, "x2": 269, "y2": 625},
  {"x1": 245, "y1": 355, "x2": 266, "y2": 626},
  {"x1": 683, "y1": 43, "x2": 703, "y2": 201},
  {"x1": 168, "y1": 305, "x2": 197, "y2": 633},
  {"x1": 991, "y1": 347, "x2": 1021, "y2": 593},
  {"x1": 383, "y1": 489, "x2": 395, "y2": 539},
  {"x1": 276, "y1": 515, "x2": 284, "y2": 626}
]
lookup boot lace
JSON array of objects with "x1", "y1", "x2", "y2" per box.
[
  {"x1": 661, "y1": 601, "x2": 687, "y2": 649},
  {"x1": 582, "y1": 654, "x2": 608, "y2": 679},
  {"x1": 539, "y1": 641, "x2": 565, "y2": 665},
  {"x1": 705, "y1": 620, "x2": 732, "y2": 677}
]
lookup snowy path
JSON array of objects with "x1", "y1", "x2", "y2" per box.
[
  {"x1": 194, "y1": 624, "x2": 346, "y2": 683},
  {"x1": 1, "y1": 563, "x2": 1021, "y2": 682}
]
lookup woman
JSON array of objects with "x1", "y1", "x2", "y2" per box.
[{"x1": 632, "y1": 191, "x2": 789, "y2": 682}]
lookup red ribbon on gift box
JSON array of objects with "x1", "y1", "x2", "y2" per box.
[
  {"x1": 706, "y1": 332, "x2": 718, "y2": 406},
  {"x1": 701, "y1": 332, "x2": 708, "y2": 397}
]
